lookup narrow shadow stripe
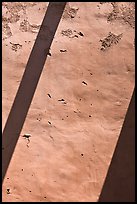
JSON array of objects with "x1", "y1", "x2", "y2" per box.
[
  {"x1": 2, "y1": 2, "x2": 66, "y2": 183},
  {"x1": 98, "y1": 88, "x2": 135, "y2": 202}
]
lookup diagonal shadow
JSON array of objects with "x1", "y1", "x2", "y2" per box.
[
  {"x1": 98, "y1": 88, "x2": 135, "y2": 202},
  {"x1": 2, "y1": 2, "x2": 66, "y2": 183}
]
